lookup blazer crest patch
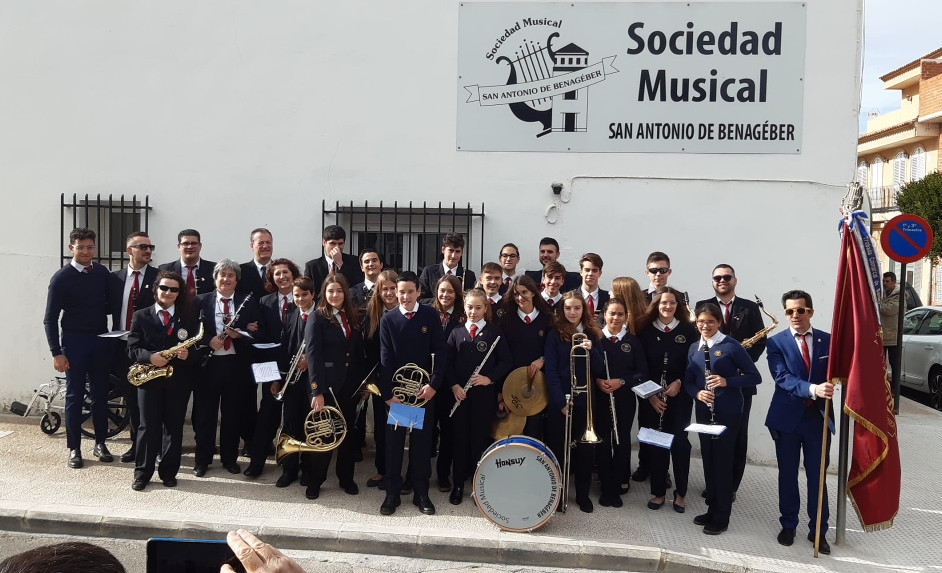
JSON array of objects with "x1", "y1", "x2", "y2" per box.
[
  {"x1": 476, "y1": 340, "x2": 488, "y2": 352},
  {"x1": 714, "y1": 350, "x2": 722, "y2": 357},
  {"x1": 177, "y1": 329, "x2": 188, "y2": 340},
  {"x1": 620, "y1": 343, "x2": 632, "y2": 353},
  {"x1": 674, "y1": 335, "x2": 686, "y2": 344}
]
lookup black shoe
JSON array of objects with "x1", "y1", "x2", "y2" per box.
[
  {"x1": 808, "y1": 531, "x2": 831, "y2": 555},
  {"x1": 731, "y1": 491, "x2": 737, "y2": 503},
  {"x1": 701, "y1": 489, "x2": 708, "y2": 498},
  {"x1": 243, "y1": 465, "x2": 263, "y2": 478},
  {"x1": 576, "y1": 496, "x2": 593, "y2": 513},
  {"x1": 341, "y1": 482, "x2": 359, "y2": 496},
  {"x1": 94, "y1": 443, "x2": 113, "y2": 462},
  {"x1": 131, "y1": 479, "x2": 147, "y2": 491},
  {"x1": 672, "y1": 492, "x2": 686, "y2": 514},
  {"x1": 380, "y1": 495, "x2": 401, "y2": 515},
  {"x1": 693, "y1": 512, "x2": 714, "y2": 526},
  {"x1": 598, "y1": 494, "x2": 613, "y2": 507},
  {"x1": 299, "y1": 473, "x2": 310, "y2": 487},
  {"x1": 68, "y1": 449, "x2": 83, "y2": 469},
  {"x1": 630, "y1": 468, "x2": 649, "y2": 482},
  {"x1": 193, "y1": 465, "x2": 207, "y2": 477},
  {"x1": 777, "y1": 528, "x2": 796, "y2": 546},
  {"x1": 438, "y1": 477, "x2": 452, "y2": 492},
  {"x1": 414, "y1": 495, "x2": 436, "y2": 515},
  {"x1": 162, "y1": 477, "x2": 177, "y2": 488},
  {"x1": 120, "y1": 448, "x2": 136, "y2": 463},
  {"x1": 618, "y1": 483, "x2": 630, "y2": 495},
  {"x1": 647, "y1": 498, "x2": 665, "y2": 510},
  {"x1": 609, "y1": 494, "x2": 623, "y2": 508},
  {"x1": 275, "y1": 471, "x2": 297, "y2": 488},
  {"x1": 704, "y1": 523, "x2": 728, "y2": 535},
  {"x1": 367, "y1": 475, "x2": 384, "y2": 488},
  {"x1": 305, "y1": 485, "x2": 320, "y2": 500},
  {"x1": 223, "y1": 462, "x2": 241, "y2": 474},
  {"x1": 400, "y1": 478, "x2": 413, "y2": 495},
  {"x1": 449, "y1": 487, "x2": 463, "y2": 505}
]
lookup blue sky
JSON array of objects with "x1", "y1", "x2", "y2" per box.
[{"x1": 859, "y1": 0, "x2": 940, "y2": 132}]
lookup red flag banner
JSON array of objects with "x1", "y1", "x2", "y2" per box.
[{"x1": 828, "y1": 214, "x2": 901, "y2": 531}]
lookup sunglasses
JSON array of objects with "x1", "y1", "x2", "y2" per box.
[
  {"x1": 712, "y1": 274, "x2": 734, "y2": 282},
  {"x1": 647, "y1": 267, "x2": 671, "y2": 275},
  {"x1": 131, "y1": 244, "x2": 156, "y2": 251},
  {"x1": 157, "y1": 285, "x2": 181, "y2": 293},
  {"x1": 784, "y1": 307, "x2": 811, "y2": 316}
]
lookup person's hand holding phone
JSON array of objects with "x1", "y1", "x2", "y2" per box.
[{"x1": 221, "y1": 529, "x2": 303, "y2": 573}]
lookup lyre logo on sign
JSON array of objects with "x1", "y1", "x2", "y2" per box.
[{"x1": 464, "y1": 22, "x2": 618, "y2": 138}]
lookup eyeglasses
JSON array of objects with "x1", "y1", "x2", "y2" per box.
[
  {"x1": 659, "y1": 301, "x2": 678, "y2": 306},
  {"x1": 71, "y1": 245, "x2": 95, "y2": 251},
  {"x1": 131, "y1": 244, "x2": 156, "y2": 251},
  {"x1": 499, "y1": 253, "x2": 519, "y2": 259},
  {"x1": 157, "y1": 285, "x2": 181, "y2": 293},
  {"x1": 179, "y1": 241, "x2": 200, "y2": 248},
  {"x1": 647, "y1": 267, "x2": 670, "y2": 275},
  {"x1": 784, "y1": 307, "x2": 811, "y2": 316},
  {"x1": 712, "y1": 274, "x2": 734, "y2": 282},
  {"x1": 696, "y1": 319, "x2": 719, "y2": 326}
]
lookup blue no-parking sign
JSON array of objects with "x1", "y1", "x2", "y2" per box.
[{"x1": 880, "y1": 214, "x2": 934, "y2": 264}]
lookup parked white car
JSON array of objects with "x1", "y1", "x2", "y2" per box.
[{"x1": 900, "y1": 306, "x2": 942, "y2": 410}]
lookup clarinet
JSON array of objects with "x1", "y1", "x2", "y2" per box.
[
  {"x1": 202, "y1": 293, "x2": 253, "y2": 367},
  {"x1": 704, "y1": 344, "x2": 718, "y2": 440},
  {"x1": 657, "y1": 352, "x2": 669, "y2": 431}
]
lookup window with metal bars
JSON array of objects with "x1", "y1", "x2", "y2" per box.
[
  {"x1": 60, "y1": 193, "x2": 152, "y2": 270},
  {"x1": 320, "y1": 200, "x2": 486, "y2": 275}
]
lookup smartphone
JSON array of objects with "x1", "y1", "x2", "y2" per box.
[{"x1": 146, "y1": 537, "x2": 245, "y2": 573}]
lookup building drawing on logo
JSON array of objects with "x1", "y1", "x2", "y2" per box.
[{"x1": 551, "y1": 43, "x2": 590, "y2": 133}]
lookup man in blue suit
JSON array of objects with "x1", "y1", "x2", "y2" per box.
[{"x1": 765, "y1": 289, "x2": 834, "y2": 554}]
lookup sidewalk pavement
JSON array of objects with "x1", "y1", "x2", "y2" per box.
[{"x1": 0, "y1": 397, "x2": 938, "y2": 573}]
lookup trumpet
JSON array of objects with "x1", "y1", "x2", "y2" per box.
[
  {"x1": 741, "y1": 295, "x2": 780, "y2": 349},
  {"x1": 560, "y1": 333, "x2": 601, "y2": 513},
  {"x1": 274, "y1": 341, "x2": 306, "y2": 401},
  {"x1": 657, "y1": 352, "x2": 669, "y2": 431},
  {"x1": 449, "y1": 336, "x2": 501, "y2": 418},
  {"x1": 602, "y1": 351, "x2": 619, "y2": 445},
  {"x1": 275, "y1": 387, "x2": 347, "y2": 461}
]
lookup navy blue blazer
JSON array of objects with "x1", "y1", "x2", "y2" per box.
[
  {"x1": 304, "y1": 309, "x2": 364, "y2": 401},
  {"x1": 258, "y1": 291, "x2": 294, "y2": 344},
  {"x1": 764, "y1": 328, "x2": 834, "y2": 434},
  {"x1": 684, "y1": 336, "x2": 761, "y2": 415},
  {"x1": 350, "y1": 281, "x2": 374, "y2": 310},
  {"x1": 303, "y1": 254, "x2": 363, "y2": 300},
  {"x1": 544, "y1": 331, "x2": 604, "y2": 412},
  {"x1": 158, "y1": 259, "x2": 216, "y2": 295},
  {"x1": 110, "y1": 265, "x2": 159, "y2": 331},
  {"x1": 127, "y1": 305, "x2": 200, "y2": 371},
  {"x1": 378, "y1": 305, "x2": 447, "y2": 400},
  {"x1": 418, "y1": 264, "x2": 476, "y2": 303},
  {"x1": 445, "y1": 322, "x2": 513, "y2": 392}
]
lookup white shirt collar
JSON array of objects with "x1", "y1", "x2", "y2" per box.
[
  {"x1": 581, "y1": 287, "x2": 599, "y2": 301},
  {"x1": 575, "y1": 323, "x2": 585, "y2": 333},
  {"x1": 542, "y1": 292, "x2": 561, "y2": 304},
  {"x1": 502, "y1": 272, "x2": 518, "y2": 282},
  {"x1": 653, "y1": 318, "x2": 680, "y2": 332},
  {"x1": 216, "y1": 291, "x2": 236, "y2": 303},
  {"x1": 180, "y1": 259, "x2": 200, "y2": 270},
  {"x1": 255, "y1": 260, "x2": 269, "y2": 273},
  {"x1": 602, "y1": 325, "x2": 625, "y2": 340},
  {"x1": 70, "y1": 260, "x2": 88, "y2": 273},
  {"x1": 154, "y1": 304, "x2": 175, "y2": 317},
  {"x1": 399, "y1": 303, "x2": 418, "y2": 316},
  {"x1": 789, "y1": 326, "x2": 812, "y2": 338},
  {"x1": 488, "y1": 293, "x2": 502, "y2": 304},
  {"x1": 127, "y1": 262, "x2": 147, "y2": 273},
  {"x1": 465, "y1": 319, "x2": 486, "y2": 333},
  {"x1": 442, "y1": 262, "x2": 458, "y2": 276},
  {"x1": 717, "y1": 296, "x2": 736, "y2": 306},
  {"x1": 517, "y1": 308, "x2": 539, "y2": 322},
  {"x1": 363, "y1": 278, "x2": 376, "y2": 290},
  {"x1": 699, "y1": 331, "x2": 726, "y2": 349}
]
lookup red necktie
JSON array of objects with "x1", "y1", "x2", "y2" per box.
[
  {"x1": 159, "y1": 310, "x2": 172, "y2": 336},
  {"x1": 441, "y1": 312, "x2": 448, "y2": 326},
  {"x1": 797, "y1": 332, "x2": 811, "y2": 372},
  {"x1": 664, "y1": 326, "x2": 671, "y2": 333},
  {"x1": 547, "y1": 298, "x2": 554, "y2": 307},
  {"x1": 301, "y1": 313, "x2": 308, "y2": 323},
  {"x1": 586, "y1": 295, "x2": 594, "y2": 316},
  {"x1": 339, "y1": 310, "x2": 351, "y2": 341},
  {"x1": 723, "y1": 301, "x2": 731, "y2": 328},
  {"x1": 329, "y1": 262, "x2": 335, "y2": 275},
  {"x1": 469, "y1": 324, "x2": 478, "y2": 339},
  {"x1": 281, "y1": 296, "x2": 289, "y2": 323},
  {"x1": 222, "y1": 298, "x2": 232, "y2": 350},
  {"x1": 611, "y1": 336, "x2": 617, "y2": 343},
  {"x1": 84, "y1": 265, "x2": 92, "y2": 274},
  {"x1": 406, "y1": 312, "x2": 414, "y2": 320},
  {"x1": 126, "y1": 271, "x2": 140, "y2": 329},
  {"x1": 186, "y1": 266, "x2": 196, "y2": 297},
  {"x1": 505, "y1": 278, "x2": 512, "y2": 289},
  {"x1": 524, "y1": 315, "x2": 531, "y2": 324}
]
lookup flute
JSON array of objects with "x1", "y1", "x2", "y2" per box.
[
  {"x1": 603, "y1": 351, "x2": 619, "y2": 445},
  {"x1": 449, "y1": 336, "x2": 501, "y2": 417}
]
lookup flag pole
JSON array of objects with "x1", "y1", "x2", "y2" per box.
[
  {"x1": 835, "y1": 386, "x2": 848, "y2": 545},
  {"x1": 814, "y1": 398, "x2": 831, "y2": 558}
]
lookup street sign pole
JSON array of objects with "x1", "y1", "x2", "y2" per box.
[{"x1": 893, "y1": 263, "x2": 905, "y2": 415}]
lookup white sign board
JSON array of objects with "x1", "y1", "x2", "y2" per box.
[{"x1": 457, "y1": 2, "x2": 807, "y2": 153}]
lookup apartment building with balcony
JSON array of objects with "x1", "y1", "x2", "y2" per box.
[{"x1": 858, "y1": 47, "x2": 942, "y2": 304}]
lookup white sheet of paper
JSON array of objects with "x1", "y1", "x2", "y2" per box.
[
  {"x1": 252, "y1": 342, "x2": 281, "y2": 349},
  {"x1": 638, "y1": 427, "x2": 674, "y2": 449},
  {"x1": 632, "y1": 380, "x2": 664, "y2": 399},
  {"x1": 252, "y1": 361, "x2": 282, "y2": 384},
  {"x1": 99, "y1": 331, "x2": 129, "y2": 339},
  {"x1": 235, "y1": 330, "x2": 254, "y2": 339},
  {"x1": 685, "y1": 423, "x2": 727, "y2": 435}
]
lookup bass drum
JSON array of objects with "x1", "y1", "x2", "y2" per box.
[{"x1": 472, "y1": 435, "x2": 561, "y2": 532}]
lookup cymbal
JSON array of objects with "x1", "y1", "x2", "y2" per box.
[
  {"x1": 491, "y1": 410, "x2": 526, "y2": 439},
  {"x1": 501, "y1": 367, "x2": 548, "y2": 417}
]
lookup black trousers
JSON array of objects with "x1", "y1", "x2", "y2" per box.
[
  {"x1": 450, "y1": 384, "x2": 496, "y2": 484},
  {"x1": 61, "y1": 332, "x2": 114, "y2": 449},
  {"x1": 370, "y1": 394, "x2": 387, "y2": 475},
  {"x1": 193, "y1": 355, "x2": 245, "y2": 466},
  {"x1": 306, "y1": 389, "x2": 358, "y2": 487},
  {"x1": 546, "y1": 402, "x2": 594, "y2": 501},
  {"x1": 636, "y1": 394, "x2": 660, "y2": 477},
  {"x1": 384, "y1": 399, "x2": 435, "y2": 497},
  {"x1": 113, "y1": 342, "x2": 140, "y2": 450},
  {"x1": 135, "y1": 373, "x2": 191, "y2": 482},
  {"x1": 248, "y1": 381, "x2": 283, "y2": 468},
  {"x1": 435, "y1": 386, "x2": 456, "y2": 482},
  {"x1": 731, "y1": 393, "x2": 753, "y2": 492},
  {"x1": 594, "y1": 388, "x2": 635, "y2": 496},
  {"x1": 278, "y1": 379, "x2": 312, "y2": 476},
  {"x1": 649, "y1": 393, "x2": 693, "y2": 497},
  {"x1": 696, "y1": 405, "x2": 742, "y2": 527}
]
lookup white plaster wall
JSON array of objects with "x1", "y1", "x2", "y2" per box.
[{"x1": 0, "y1": 0, "x2": 862, "y2": 465}]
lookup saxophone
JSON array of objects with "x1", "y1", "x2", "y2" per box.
[
  {"x1": 128, "y1": 320, "x2": 205, "y2": 386},
  {"x1": 741, "y1": 296, "x2": 780, "y2": 349}
]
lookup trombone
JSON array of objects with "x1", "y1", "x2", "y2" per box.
[{"x1": 560, "y1": 332, "x2": 601, "y2": 513}]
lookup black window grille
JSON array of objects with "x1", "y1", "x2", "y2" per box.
[
  {"x1": 321, "y1": 200, "x2": 486, "y2": 275},
  {"x1": 60, "y1": 193, "x2": 152, "y2": 270}
]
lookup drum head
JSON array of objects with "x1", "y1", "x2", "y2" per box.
[{"x1": 473, "y1": 437, "x2": 560, "y2": 532}]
